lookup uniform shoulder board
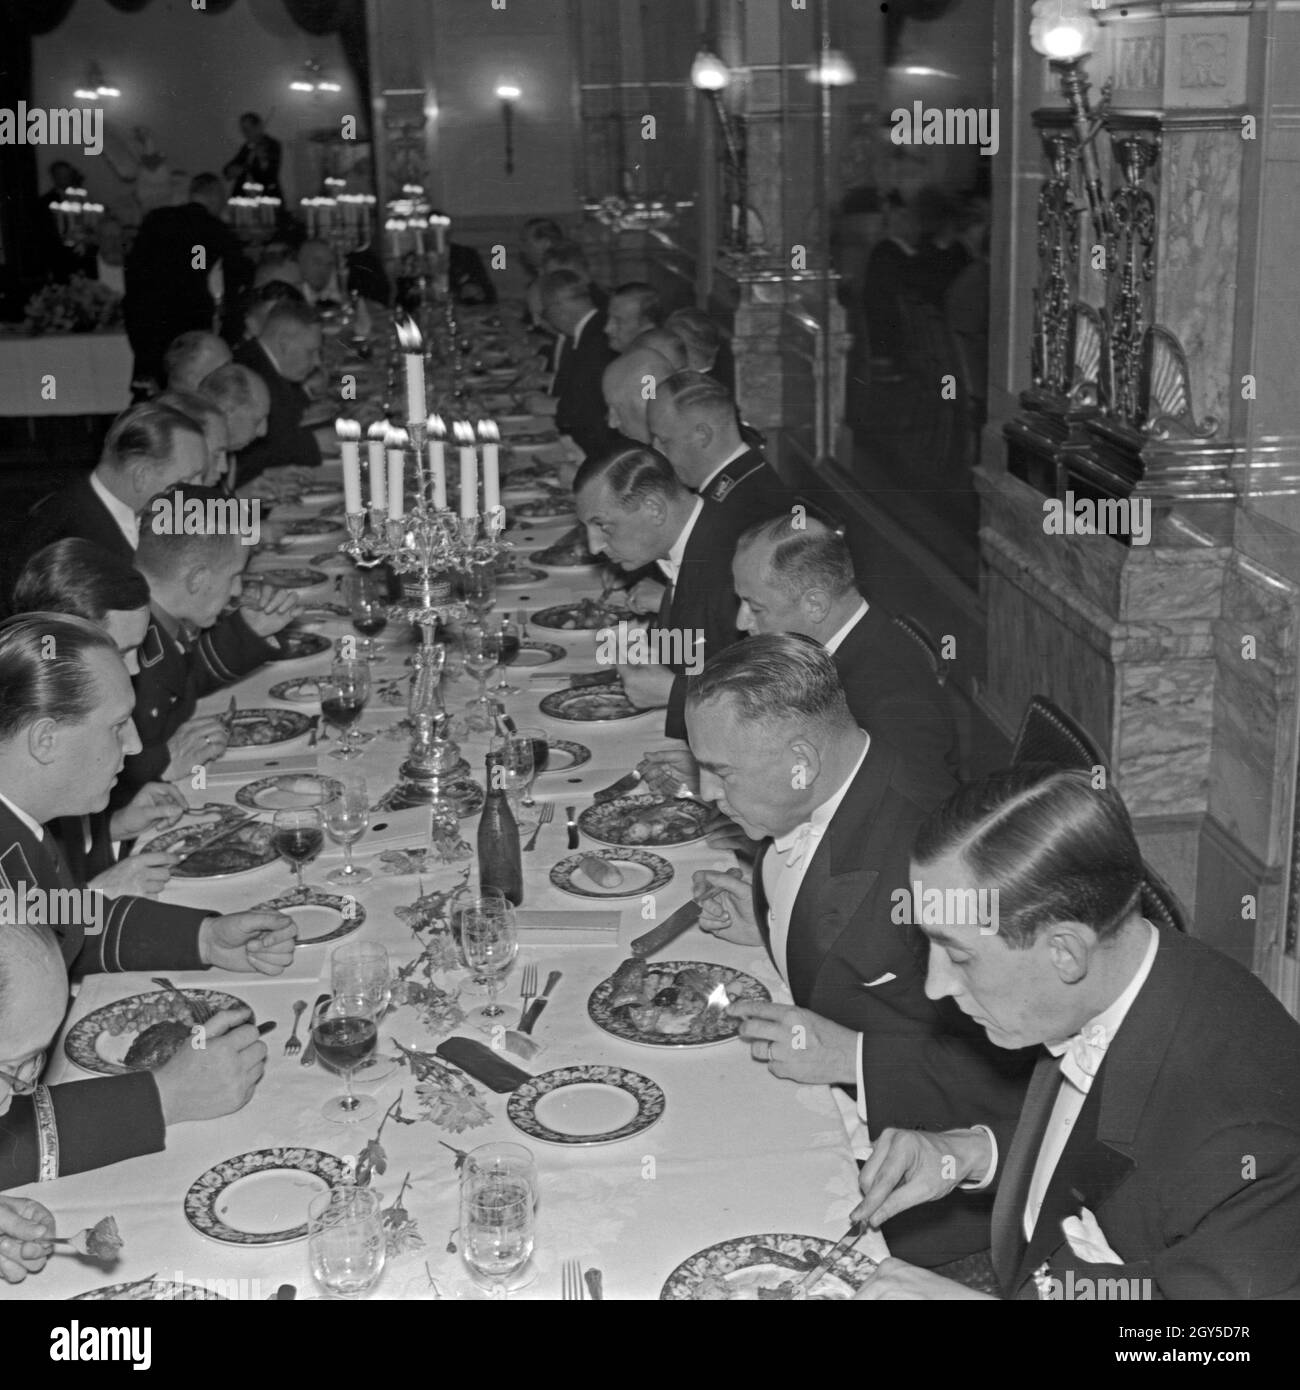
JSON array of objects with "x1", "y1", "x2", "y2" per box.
[
  {"x1": 139, "y1": 622, "x2": 167, "y2": 670},
  {"x1": 0, "y1": 841, "x2": 38, "y2": 896}
]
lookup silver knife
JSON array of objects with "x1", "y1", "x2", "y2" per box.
[
  {"x1": 171, "y1": 813, "x2": 259, "y2": 870},
  {"x1": 787, "y1": 1223, "x2": 873, "y2": 1298},
  {"x1": 565, "y1": 806, "x2": 579, "y2": 851},
  {"x1": 519, "y1": 970, "x2": 562, "y2": 1034},
  {"x1": 299, "y1": 993, "x2": 332, "y2": 1066},
  {"x1": 307, "y1": 714, "x2": 321, "y2": 748}
]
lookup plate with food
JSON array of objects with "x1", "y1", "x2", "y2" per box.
[
  {"x1": 279, "y1": 518, "x2": 346, "y2": 545},
  {"x1": 550, "y1": 847, "x2": 673, "y2": 900},
  {"x1": 145, "y1": 811, "x2": 278, "y2": 879},
  {"x1": 65, "y1": 988, "x2": 247, "y2": 1076},
  {"x1": 247, "y1": 887, "x2": 365, "y2": 946},
  {"x1": 225, "y1": 708, "x2": 314, "y2": 749},
  {"x1": 507, "y1": 498, "x2": 574, "y2": 524},
  {"x1": 506, "y1": 1065, "x2": 665, "y2": 1147},
  {"x1": 72, "y1": 1280, "x2": 228, "y2": 1301},
  {"x1": 588, "y1": 960, "x2": 770, "y2": 1047},
  {"x1": 254, "y1": 567, "x2": 329, "y2": 592},
  {"x1": 535, "y1": 738, "x2": 590, "y2": 773},
  {"x1": 185, "y1": 1148, "x2": 349, "y2": 1247},
  {"x1": 269, "y1": 676, "x2": 322, "y2": 703},
  {"x1": 504, "y1": 461, "x2": 562, "y2": 487},
  {"x1": 531, "y1": 599, "x2": 626, "y2": 631},
  {"x1": 494, "y1": 565, "x2": 549, "y2": 589},
  {"x1": 235, "y1": 774, "x2": 344, "y2": 811},
  {"x1": 577, "y1": 795, "x2": 715, "y2": 846},
  {"x1": 538, "y1": 686, "x2": 645, "y2": 723},
  {"x1": 270, "y1": 629, "x2": 333, "y2": 661},
  {"x1": 660, "y1": 1234, "x2": 877, "y2": 1301},
  {"x1": 297, "y1": 480, "x2": 346, "y2": 504},
  {"x1": 529, "y1": 526, "x2": 601, "y2": 569}
]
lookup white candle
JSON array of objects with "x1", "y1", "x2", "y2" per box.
[
  {"x1": 455, "y1": 421, "x2": 478, "y2": 519},
  {"x1": 366, "y1": 423, "x2": 387, "y2": 512},
  {"x1": 387, "y1": 447, "x2": 406, "y2": 520},
  {"x1": 404, "y1": 353, "x2": 425, "y2": 426},
  {"x1": 427, "y1": 414, "x2": 448, "y2": 512},
  {"x1": 337, "y1": 419, "x2": 362, "y2": 513},
  {"x1": 478, "y1": 420, "x2": 501, "y2": 522}
]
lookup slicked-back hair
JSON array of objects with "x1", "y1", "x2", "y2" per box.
[
  {"x1": 685, "y1": 632, "x2": 853, "y2": 734},
  {"x1": 912, "y1": 766, "x2": 1146, "y2": 949},
  {"x1": 538, "y1": 268, "x2": 592, "y2": 312},
  {"x1": 0, "y1": 612, "x2": 119, "y2": 744},
  {"x1": 612, "y1": 282, "x2": 662, "y2": 326},
  {"x1": 665, "y1": 307, "x2": 724, "y2": 360},
  {"x1": 135, "y1": 485, "x2": 242, "y2": 581},
  {"x1": 13, "y1": 540, "x2": 150, "y2": 623},
  {"x1": 163, "y1": 331, "x2": 228, "y2": 387},
  {"x1": 260, "y1": 300, "x2": 319, "y2": 337},
  {"x1": 573, "y1": 444, "x2": 684, "y2": 510},
  {"x1": 658, "y1": 368, "x2": 735, "y2": 418},
  {"x1": 198, "y1": 363, "x2": 264, "y2": 412},
  {"x1": 99, "y1": 402, "x2": 203, "y2": 475},
  {"x1": 737, "y1": 514, "x2": 857, "y2": 603},
  {"x1": 0, "y1": 921, "x2": 62, "y2": 1013},
  {"x1": 155, "y1": 388, "x2": 226, "y2": 437}
]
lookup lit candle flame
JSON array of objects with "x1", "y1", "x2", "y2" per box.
[
  {"x1": 366, "y1": 421, "x2": 388, "y2": 442},
  {"x1": 706, "y1": 983, "x2": 731, "y2": 1010},
  {"x1": 426, "y1": 413, "x2": 446, "y2": 439},
  {"x1": 395, "y1": 315, "x2": 423, "y2": 352},
  {"x1": 476, "y1": 420, "x2": 500, "y2": 443},
  {"x1": 335, "y1": 418, "x2": 361, "y2": 442},
  {"x1": 385, "y1": 425, "x2": 410, "y2": 449},
  {"x1": 452, "y1": 420, "x2": 476, "y2": 444}
]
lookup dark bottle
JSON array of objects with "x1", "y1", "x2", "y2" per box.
[{"x1": 477, "y1": 753, "x2": 523, "y2": 906}]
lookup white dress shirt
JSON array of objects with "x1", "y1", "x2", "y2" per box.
[
  {"x1": 822, "y1": 599, "x2": 869, "y2": 655},
  {"x1": 89, "y1": 471, "x2": 141, "y2": 549},
  {"x1": 571, "y1": 307, "x2": 598, "y2": 346},
  {"x1": 1023, "y1": 920, "x2": 1160, "y2": 1239},
  {"x1": 760, "y1": 735, "x2": 873, "y2": 1156},
  {"x1": 696, "y1": 442, "x2": 751, "y2": 497},
  {"x1": 0, "y1": 789, "x2": 45, "y2": 842},
  {"x1": 657, "y1": 497, "x2": 704, "y2": 587}
]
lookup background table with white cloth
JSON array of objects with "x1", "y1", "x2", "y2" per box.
[{"x1": 0, "y1": 329, "x2": 131, "y2": 417}]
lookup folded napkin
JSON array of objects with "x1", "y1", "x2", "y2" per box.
[
  {"x1": 205, "y1": 751, "x2": 322, "y2": 781},
  {"x1": 514, "y1": 908, "x2": 620, "y2": 945}
]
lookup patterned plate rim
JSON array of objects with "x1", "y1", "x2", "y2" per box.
[
  {"x1": 272, "y1": 632, "x2": 333, "y2": 660},
  {"x1": 659, "y1": 1233, "x2": 878, "y2": 1300},
  {"x1": 71, "y1": 1280, "x2": 228, "y2": 1301},
  {"x1": 235, "y1": 774, "x2": 344, "y2": 810},
  {"x1": 587, "y1": 961, "x2": 771, "y2": 1048},
  {"x1": 226, "y1": 708, "x2": 314, "y2": 748},
  {"x1": 576, "y1": 795, "x2": 715, "y2": 846},
  {"x1": 549, "y1": 847, "x2": 674, "y2": 900},
  {"x1": 255, "y1": 568, "x2": 329, "y2": 587},
  {"x1": 184, "y1": 1147, "x2": 347, "y2": 1246},
  {"x1": 538, "y1": 689, "x2": 648, "y2": 724},
  {"x1": 513, "y1": 639, "x2": 566, "y2": 666},
  {"x1": 248, "y1": 887, "x2": 366, "y2": 945},
  {"x1": 506, "y1": 1065, "x2": 665, "y2": 1147},
  {"x1": 527, "y1": 550, "x2": 600, "y2": 569},
  {"x1": 268, "y1": 676, "x2": 323, "y2": 703},
  {"x1": 65, "y1": 988, "x2": 245, "y2": 1076},
  {"x1": 530, "y1": 605, "x2": 623, "y2": 630},
  {"x1": 146, "y1": 817, "x2": 278, "y2": 879},
  {"x1": 495, "y1": 566, "x2": 550, "y2": 587},
  {"x1": 536, "y1": 738, "x2": 591, "y2": 772}
]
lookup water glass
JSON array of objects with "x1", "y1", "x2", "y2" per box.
[
  {"x1": 309, "y1": 1186, "x2": 386, "y2": 1298},
  {"x1": 460, "y1": 1142, "x2": 537, "y2": 1298},
  {"x1": 324, "y1": 780, "x2": 372, "y2": 886}
]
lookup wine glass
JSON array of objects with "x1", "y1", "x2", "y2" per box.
[
  {"x1": 459, "y1": 899, "x2": 518, "y2": 1024},
  {"x1": 308, "y1": 1186, "x2": 386, "y2": 1299},
  {"x1": 461, "y1": 622, "x2": 498, "y2": 733},
  {"x1": 463, "y1": 560, "x2": 497, "y2": 623},
  {"x1": 324, "y1": 780, "x2": 372, "y2": 886},
  {"x1": 310, "y1": 993, "x2": 379, "y2": 1123},
  {"x1": 513, "y1": 726, "x2": 549, "y2": 808},
  {"x1": 347, "y1": 573, "x2": 388, "y2": 659},
  {"x1": 490, "y1": 616, "x2": 522, "y2": 696},
  {"x1": 321, "y1": 658, "x2": 370, "y2": 760},
  {"x1": 460, "y1": 1143, "x2": 537, "y2": 1298},
  {"x1": 331, "y1": 942, "x2": 398, "y2": 1084},
  {"x1": 489, "y1": 731, "x2": 534, "y2": 824},
  {"x1": 451, "y1": 885, "x2": 509, "y2": 993},
  {"x1": 272, "y1": 807, "x2": 324, "y2": 895}
]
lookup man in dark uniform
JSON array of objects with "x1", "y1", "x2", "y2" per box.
[
  {"x1": 126, "y1": 485, "x2": 299, "y2": 788},
  {"x1": 231, "y1": 301, "x2": 323, "y2": 484},
  {"x1": 0, "y1": 613, "x2": 295, "y2": 1190}
]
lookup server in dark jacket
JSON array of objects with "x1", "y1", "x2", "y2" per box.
[
  {"x1": 573, "y1": 445, "x2": 749, "y2": 741},
  {"x1": 539, "y1": 269, "x2": 617, "y2": 460},
  {"x1": 0, "y1": 613, "x2": 296, "y2": 1190},
  {"x1": 123, "y1": 173, "x2": 252, "y2": 389},
  {"x1": 685, "y1": 638, "x2": 1033, "y2": 1268},
  {"x1": 732, "y1": 515, "x2": 960, "y2": 799},
  {"x1": 126, "y1": 486, "x2": 299, "y2": 787},
  {"x1": 231, "y1": 301, "x2": 323, "y2": 484},
  {"x1": 853, "y1": 768, "x2": 1300, "y2": 1301}
]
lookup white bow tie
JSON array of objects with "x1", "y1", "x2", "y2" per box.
[
  {"x1": 773, "y1": 822, "x2": 815, "y2": 872},
  {"x1": 1055, "y1": 1022, "x2": 1108, "y2": 1094}
]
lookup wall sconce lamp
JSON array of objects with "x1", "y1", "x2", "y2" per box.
[
  {"x1": 74, "y1": 63, "x2": 120, "y2": 100},
  {"x1": 496, "y1": 84, "x2": 521, "y2": 176},
  {"x1": 1029, "y1": 0, "x2": 1112, "y2": 240},
  {"x1": 690, "y1": 45, "x2": 747, "y2": 251},
  {"x1": 291, "y1": 59, "x2": 342, "y2": 95},
  {"x1": 805, "y1": 50, "x2": 857, "y2": 88}
]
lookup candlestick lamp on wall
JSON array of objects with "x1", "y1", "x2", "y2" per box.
[{"x1": 496, "y1": 84, "x2": 521, "y2": 176}]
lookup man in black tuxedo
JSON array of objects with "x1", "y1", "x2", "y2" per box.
[
  {"x1": 197, "y1": 363, "x2": 271, "y2": 459},
  {"x1": 0, "y1": 613, "x2": 295, "y2": 1190},
  {"x1": 232, "y1": 301, "x2": 323, "y2": 484},
  {"x1": 686, "y1": 637, "x2": 1033, "y2": 1268},
  {"x1": 126, "y1": 486, "x2": 299, "y2": 788},
  {"x1": 605, "y1": 282, "x2": 662, "y2": 354},
  {"x1": 852, "y1": 768, "x2": 1300, "y2": 1300},
  {"x1": 123, "y1": 173, "x2": 252, "y2": 389},
  {"x1": 601, "y1": 344, "x2": 676, "y2": 445},
  {"x1": 523, "y1": 270, "x2": 617, "y2": 461},
  {"x1": 222, "y1": 111, "x2": 283, "y2": 199},
  {"x1": 573, "y1": 446, "x2": 749, "y2": 741},
  {"x1": 733, "y1": 515, "x2": 959, "y2": 799}
]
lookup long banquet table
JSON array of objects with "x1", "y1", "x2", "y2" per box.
[{"x1": 8, "y1": 498, "x2": 886, "y2": 1301}]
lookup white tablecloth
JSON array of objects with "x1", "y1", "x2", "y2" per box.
[
  {"x1": 8, "y1": 509, "x2": 884, "y2": 1301},
  {"x1": 0, "y1": 331, "x2": 131, "y2": 417}
]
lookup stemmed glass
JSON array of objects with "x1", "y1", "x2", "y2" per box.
[
  {"x1": 461, "y1": 622, "x2": 498, "y2": 733},
  {"x1": 310, "y1": 993, "x2": 379, "y2": 1123},
  {"x1": 463, "y1": 560, "x2": 497, "y2": 624},
  {"x1": 324, "y1": 780, "x2": 372, "y2": 886},
  {"x1": 459, "y1": 898, "x2": 518, "y2": 1025},
  {"x1": 460, "y1": 1143, "x2": 537, "y2": 1298},
  {"x1": 451, "y1": 885, "x2": 508, "y2": 993},
  {"x1": 331, "y1": 942, "x2": 398, "y2": 1083},
  {"x1": 309, "y1": 1186, "x2": 386, "y2": 1299},
  {"x1": 514, "y1": 726, "x2": 549, "y2": 808},
  {"x1": 321, "y1": 657, "x2": 370, "y2": 760},
  {"x1": 490, "y1": 615, "x2": 522, "y2": 697},
  {"x1": 272, "y1": 807, "x2": 324, "y2": 896},
  {"x1": 489, "y1": 731, "x2": 534, "y2": 825},
  {"x1": 347, "y1": 573, "x2": 388, "y2": 660}
]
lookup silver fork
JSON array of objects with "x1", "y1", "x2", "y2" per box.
[
  {"x1": 523, "y1": 802, "x2": 554, "y2": 851},
  {"x1": 518, "y1": 963, "x2": 538, "y2": 1020},
  {"x1": 562, "y1": 1258, "x2": 585, "y2": 1301},
  {"x1": 283, "y1": 1000, "x2": 308, "y2": 1056}
]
